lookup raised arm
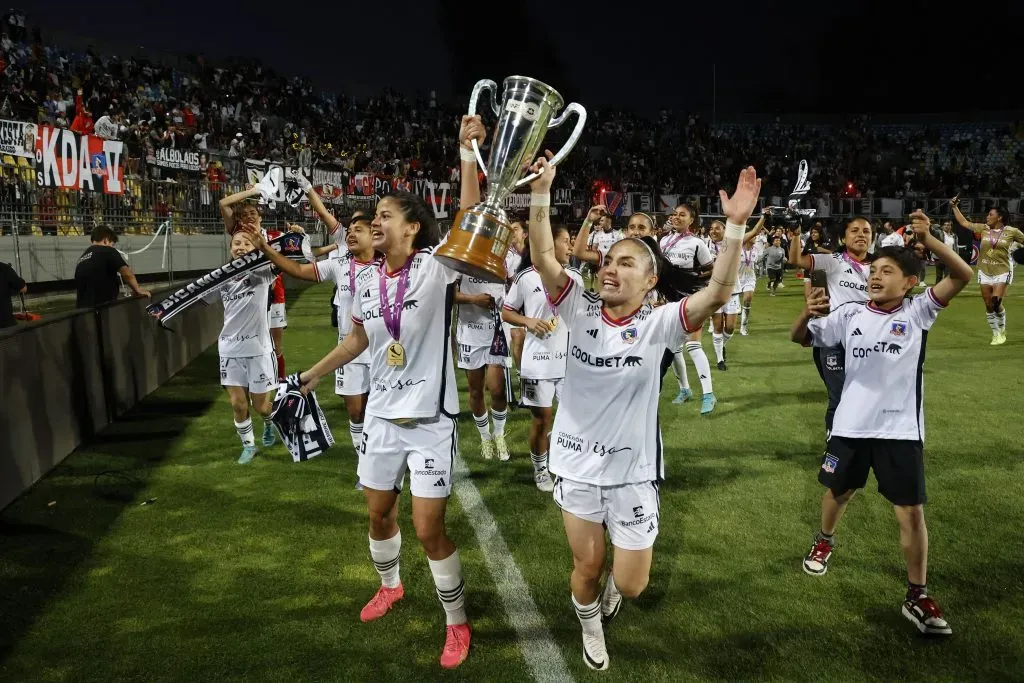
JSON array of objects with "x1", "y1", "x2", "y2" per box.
[
  {"x1": 910, "y1": 210, "x2": 972, "y2": 303},
  {"x1": 742, "y1": 217, "x2": 762, "y2": 248},
  {"x1": 572, "y1": 205, "x2": 607, "y2": 265},
  {"x1": 459, "y1": 115, "x2": 485, "y2": 208},
  {"x1": 788, "y1": 224, "x2": 811, "y2": 269},
  {"x1": 297, "y1": 174, "x2": 341, "y2": 235},
  {"x1": 950, "y1": 197, "x2": 986, "y2": 235},
  {"x1": 526, "y1": 154, "x2": 569, "y2": 296},
  {"x1": 682, "y1": 167, "x2": 762, "y2": 323},
  {"x1": 219, "y1": 185, "x2": 261, "y2": 234}
]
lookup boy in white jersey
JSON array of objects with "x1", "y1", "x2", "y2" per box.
[
  {"x1": 791, "y1": 211, "x2": 972, "y2": 638},
  {"x1": 528, "y1": 155, "x2": 761, "y2": 670},
  {"x1": 250, "y1": 216, "x2": 378, "y2": 486},
  {"x1": 208, "y1": 231, "x2": 279, "y2": 463},
  {"x1": 659, "y1": 203, "x2": 717, "y2": 413},
  {"x1": 789, "y1": 217, "x2": 873, "y2": 435},
  {"x1": 502, "y1": 223, "x2": 583, "y2": 492},
  {"x1": 294, "y1": 191, "x2": 471, "y2": 669}
]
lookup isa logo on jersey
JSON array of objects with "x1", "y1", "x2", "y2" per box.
[
  {"x1": 621, "y1": 327, "x2": 638, "y2": 344},
  {"x1": 822, "y1": 454, "x2": 839, "y2": 474},
  {"x1": 890, "y1": 321, "x2": 908, "y2": 337}
]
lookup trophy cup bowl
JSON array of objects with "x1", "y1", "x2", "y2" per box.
[{"x1": 434, "y1": 76, "x2": 587, "y2": 282}]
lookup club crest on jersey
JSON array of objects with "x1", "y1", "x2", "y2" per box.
[
  {"x1": 822, "y1": 454, "x2": 839, "y2": 474},
  {"x1": 825, "y1": 353, "x2": 842, "y2": 371},
  {"x1": 890, "y1": 320, "x2": 908, "y2": 337},
  {"x1": 621, "y1": 327, "x2": 639, "y2": 344}
]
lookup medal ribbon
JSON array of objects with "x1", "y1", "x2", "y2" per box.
[
  {"x1": 662, "y1": 231, "x2": 686, "y2": 253},
  {"x1": 379, "y1": 254, "x2": 413, "y2": 341},
  {"x1": 988, "y1": 226, "x2": 1005, "y2": 250}
]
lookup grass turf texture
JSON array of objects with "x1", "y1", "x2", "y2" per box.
[{"x1": 2, "y1": 274, "x2": 1022, "y2": 682}]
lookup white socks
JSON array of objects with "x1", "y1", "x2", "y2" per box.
[
  {"x1": 428, "y1": 550, "x2": 467, "y2": 625},
  {"x1": 234, "y1": 418, "x2": 254, "y2": 447},
  {"x1": 369, "y1": 531, "x2": 401, "y2": 589},
  {"x1": 987, "y1": 312, "x2": 1000, "y2": 335},
  {"x1": 741, "y1": 305, "x2": 750, "y2": 327},
  {"x1": 713, "y1": 333, "x2": 725, "y2": 363},
  {"x1": 490, "y1": 408, "x2": 508, "y2": 436},
  {"x1": 349, "y1": 421, "x2": 363, "y2": 452},
  {"x1": 473, "y1": 413, "x2": 491, "y2": 440},
  {"x1": 672, "y1": 352, "x2": 690, "y2": 390},
  {"x1": 686, "y1": 341, "x2": 713, "y2": 394},
  {"x1": 572, "y1": 594, "x2": 603, "y2": 635},
  {"x1": 724, "y1": 331, "x2": 733, "y2": 347},
  {"x1": 997, "y1": 309, "x2": 1006, "y2": 332},
  {"x1": 530, "y1": 451, "x2": 548, "y2": 473}
]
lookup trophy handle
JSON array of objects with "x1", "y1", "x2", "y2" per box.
[
  {"x1": 467, "y1": 79, "x2": 500, "y2": 177},
  {"x1": 516, "y1": 103, "x2": 588, "y2": 188}
]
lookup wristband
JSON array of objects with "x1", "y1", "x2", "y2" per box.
[
  {"x1": 459, "y1": 147, "x2": 477, "y2": 162},
  {"x1": 725, "y1": 221, "x2": 746, "y2": 239},
  {"x1": 531, "y1": 193, "x2": 551, "y2": 207}
]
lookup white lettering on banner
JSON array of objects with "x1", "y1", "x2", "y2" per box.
[
  {"x1": 503, "y1": 193, "x2": 532, "y2": 210},
  {"x1": 77, "y1": 136, "x2": 94, "y2": 192},
  {"x1": 40, "y1": 126, "x2": 60, "y2": 186},
  {"x1": 311, "y1": 167, "x2": 346, "y2": 188},
  {"x1": 424, "y1": 181, "x2": 450, "y2": 219},
  {"x1": 152, "y1": 147, "x2": 201, "y2": 172},
  {"x1": 104, "y1": 141, "x2": 123, "y2": 194},
  {"x1": 60, "y1": 131, "x2": 77, "y2": 187},
  {"x1": 553, "y1": 188, "x2": 572, "y2": 206},
  {"x1": 374, "y1": 176, "x2": 392, "y2": 196},
  {"x1": 35, "y1": 125, "x2": 124, "y2": 194}
]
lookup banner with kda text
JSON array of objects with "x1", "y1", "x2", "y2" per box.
[{"x1": 35, "y1": 125, "x2": 124, "y2": 194}]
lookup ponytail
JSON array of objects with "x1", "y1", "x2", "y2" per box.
[{"x1": 636, "y1": 235, "x2": 703, "y2": 302}]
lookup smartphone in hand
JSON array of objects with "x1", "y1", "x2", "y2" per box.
[{"x1": 810, "y1": 269, "x2": 828, "y2": 291}]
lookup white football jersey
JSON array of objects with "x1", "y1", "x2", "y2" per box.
[
  {"x1": 502, "y1": 266, "x2": 583, "y2": 380},
  {"x1": 589, "y1": 229, "x2": 623, "y2": 259},
  {"x1": 659, "y1": 232, "x2": 713, "y2": 274},
  {"x1": 505, "y1": 248, "x2": 523, "y2": 288},
  {"x1": 352, "y1": 248, "x2": 460, "y2": 421},
  {"x1": 549, "y1": 278, "x2": 699, "y2": 486},
  {"x1": 214, "y1": 266, "x2": 275, "y2": 358},
  {"x1": 315, "y1": 253, "x2": 374, "y2": 364},
  {"x1": 456, "y1": 274, "x2": 505, "y2": 347},
  {"x1": 807, "y1": 288, "x2": 946, "y2": 441},
  {"x1": 738, "y1": 244, "x2": 759, "y2": 280},
  {"x1": 808, "y1": 252, "x2": 870, "y2": 310}
]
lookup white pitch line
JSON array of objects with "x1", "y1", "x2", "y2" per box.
[{"x1": 452, "y1": 452, "x2": 575, "y2": 683}]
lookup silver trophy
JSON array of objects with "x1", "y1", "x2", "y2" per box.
[{"x1": 434, "y1": 76, "x2": 586, "y2": 282}]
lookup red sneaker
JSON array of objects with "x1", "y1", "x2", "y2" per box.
[
  {"x1": 439, "y1": 623, "x2": 472, "y2": 669},
  {"x1": 902, "y1": 594, "x2": 952, "y2": 636},
  {"x1": 359, "y1": 583, "x2": 404, "y2": 623},
  {"x1": 803, "y1": 537, "x2": 834, "y2": 576}
]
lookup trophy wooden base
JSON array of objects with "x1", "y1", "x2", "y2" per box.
[{"x1": 433, "y1": 208, "x2": 511, "y2": 283}]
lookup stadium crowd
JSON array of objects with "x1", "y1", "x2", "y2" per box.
[{"x1": 2, "y1": 14, "x2": 1023, "y2": 204}]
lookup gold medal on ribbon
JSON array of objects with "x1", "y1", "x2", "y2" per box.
[
  {"x1": 548, "y1": 316, "x2": 559, "y2": 331},
  {"x1": 386, "y1": 341, "x2": 406, "y2": 367}
]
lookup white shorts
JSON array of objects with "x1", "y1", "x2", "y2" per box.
[
  {"x1": 457, "y1": 343, "x2": 509, "y2": 370},
  {"x1": 335, "y1": 362, "x2": 371, "y2": 396},
  {"x1": 978, "y1": 270, "x2": 1012, "y2": 286},
  {"x1": 739, "y1": 275, "x2": 757, "y2": 293},
  {"x1": 715, "y1": 294, "x2": 741, "y2": 316},
  {"x1": 220, "y1": 353, "x2": 277, "y2": 394},
  {"x1": 520, "y1": 377, "x2": 563, "y2": 408},
  {"x1": 358, "y1": 414, "x2": 458, "y2": 498},
  {"x1": 268, "y1": 302, "x2": 287, "y2": 329},
  {"x1": 553, "y1": 477, "x2": 661, "y2": 551}
]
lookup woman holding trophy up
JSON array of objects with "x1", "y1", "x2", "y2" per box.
[{"x1": 526, "y1": 153, "x2": 761, "y2": 670}]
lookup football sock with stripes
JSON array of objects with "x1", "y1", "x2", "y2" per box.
[
  {"x1": 349, "y1": 421, "x2": 363, "y2": 452},
  {"x1": 712, "y1": 333, "x2": 725, "y2": 363},
  {"x1": 671, "y1": 352, "x2": 690, "y2": 390},
  {"x1": 530, "y1": 451, "x2": 548, "y2": 474},
  {"x1": 741, "y1": 304, "x2": 750, "y2": 327},
  {"x1": 686, "y1": 341, "x2": 713, "y2": 394},
  {"x1": 723, "y1": 331, "x2": 733, "y2": 347},
  {"x1": 369, "y1": 531, "x2": 401, "y2": 589},
  {"x1": 572, "y1": 594, "x2": 603, "y2": 635},
  {"x1": 473, "y1": 413, "x2": 491, "y2": 440},
  {"x1": 234, "y1": 418, "x2": 255, "y2": 447},
  {"x1": 987, "y1": 312, "x2": 1000, "y2": 335},
  {"x1": 490, "y1": 408, "x2": 507, "y2": 436},
  {"x1": 429, "y1": 550, "x2": 467, "y2": 625},
  {"x1": 997, "y1": 309, "x2": 1006, "y2": 332}
]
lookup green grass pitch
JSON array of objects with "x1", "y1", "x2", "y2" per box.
[{"x1": 2, "y1": 275, "x2": 1023, "y2": 682}]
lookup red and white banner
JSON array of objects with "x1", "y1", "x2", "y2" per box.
[{"x1": 35, "y1": 125, "x2": 124, "y2": 194}]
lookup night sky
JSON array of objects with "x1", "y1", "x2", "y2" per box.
[{"x1": 33, "y1": 0, "x2": 1023, "y2": 115}]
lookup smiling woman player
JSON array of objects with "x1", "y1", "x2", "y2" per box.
[
  {"x1": 291, "y1": 190, "x2": 471, "y2": 669},
  {"x1": 791, "y1": 210, "x2": 972, "y2": 637},
  {"x1": 527, "y1": 154, "x2": 761, "y2": 670},
  {"x1": 788, "y1": 216, "x2": 874, "y2": 435}
]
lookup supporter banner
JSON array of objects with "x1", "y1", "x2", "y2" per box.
[
  {"x1": 35, "y1": 125, "x2": 124, "y2": 194},
  {"x1": 414, "y1": 179, "x2": 456, "y2": 219},
  {"x1": 310, "y1": 163, "x2": 346, "y2": 204},
  {"x1": 0, "y1": 119, "x2": 36, "y2": 158},
  {"x1": 350, "y1": 172, "x2": 375, "y2": 197},
  {"x1": 659, "y1": 194, "x2": 680, "y2": 211},
  {"x1": 553, "y1": 188, "x2": 573, "y2": 207},
  {"x1": 149, "y1": 147, "x2": 206, "y2": 173},
  {"x1": 244, "y1": 159, "x2": 308, "y2": 208}
]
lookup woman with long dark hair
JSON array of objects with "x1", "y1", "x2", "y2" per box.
[{"x1": 291, "y1": 189, "x2": 471, "y2": 669}]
